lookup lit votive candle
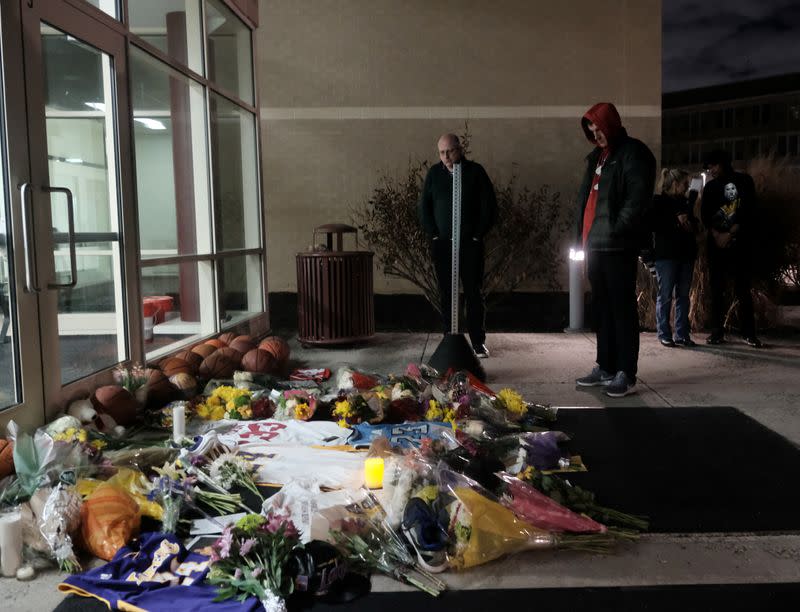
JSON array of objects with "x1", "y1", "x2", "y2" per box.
[
  {"x1": 0, "y1": 511, "x2": 23, "y2": 577},
  {"x1": 172, "y1": 403, "x2": 186, "y2": 443},
  {"x1": 364, "y1": 457, "x2": 384, "y2": 489}
]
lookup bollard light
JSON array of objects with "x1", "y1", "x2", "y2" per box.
[{"x1": 565, "y1": 247, "x2": 586, "y2": 332}]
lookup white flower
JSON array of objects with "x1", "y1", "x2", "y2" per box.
[
  {"x1": 260, "y1": 591, "x2": 286, "y2": 612},
  {"x1": 208, "y1": 453, "x2": 252, "y2": 491}
]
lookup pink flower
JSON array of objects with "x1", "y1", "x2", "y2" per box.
[
  {"x1": 239, "y1": 537, "x2": 256, "y2": 556},
  {"x1": 214, "y1": 527, "x2": 233, "y2": 559},
  {"x1": 252, "y1": 567, "x2": 262, "y2": 578},
  {"x1": 234, "y1": 568, "x2": 242, "y2": 580}
]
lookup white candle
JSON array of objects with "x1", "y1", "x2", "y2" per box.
[
  {"x1": 0, "y1": 511, "x2": 23, "y2": 577},
  {"x1": 172, "y1": 403, "x2": 186, "y2": 443}
]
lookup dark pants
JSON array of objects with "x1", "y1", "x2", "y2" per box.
[
  {"x1": 431, "y1": 238, "x2": 486, "y2": 347},
  {"x1": 588, "y1": 250, "x2": 640, "y2": 380},
  {"x1": 708, "y1": 245, "x2": 756, "y2": 338}
]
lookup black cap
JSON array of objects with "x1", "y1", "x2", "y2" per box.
[{"x1": 702, "y1": 149, "x2": 731, "y2": 170}]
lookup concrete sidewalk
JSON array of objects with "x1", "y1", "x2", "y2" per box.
[{"x1": 9, "y1": 331, "x2": 800, "y2": 610}]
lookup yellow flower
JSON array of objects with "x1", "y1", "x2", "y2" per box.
[
  {"x1": 65, "y1": 427, "x2": 77, "y2": 438},
  {"x1": 334, "y1": 400, "x2": 352, "y2": 418},
  {"x1": 208, "y1": 395, "x2": 222, "y2": 407},
  {"x1": 497, "y1": 388, "x2": 527, "y2": 416},
  {"x1": 337, "y1": 419, "x2": 349, "y2": 428},
  {"x1": 425, "y1": 399, "x2": 444, "y2": 422},
  {"x1": 520, "y1": 466, "x2": 536, "y2": 481},
  {"x1": 239, "y1": 405, "x2": 253, "y2": 419},
  {"x1": 90, "y1": 439, "x2": 107, "y2": 450},
  {"x1": 76, "y1": 429, "x2": 88, "y2": 443},
  {"x1": 374, "y1": 387, "x2": 389, "y2": 400},
  {"x1": 294, "y1": 402, "x2": 311, "y2": 420},
  {"x1": 210, "y1": 405, "x2": 226, "y2": 420},
  {"x1": 196, "y1": 403, "x2": 211, "y2": 419}
]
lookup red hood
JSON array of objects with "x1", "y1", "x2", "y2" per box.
[{"x1": 581, "y1": 102, "x2": 624, "y2": 147}]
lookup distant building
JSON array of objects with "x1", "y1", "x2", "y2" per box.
[{"x1": 662, "y1": 73, "x2": 800, "y2": 168}]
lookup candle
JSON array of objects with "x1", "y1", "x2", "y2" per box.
[
  {"x1": 364, "y1": 457, "x2": 384, "y2": 489},
  {"x1": 0, "y1": 511, "x2": 23, "y2": 577},
  {"x1": 172, "y1": 403, "x2": 186, "y2": 443}
]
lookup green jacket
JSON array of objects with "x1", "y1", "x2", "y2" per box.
[
  {"x1": 417, "y1": 159, "x2": 497, "y2": 240},
  {"x1": 575, "y1": 133, "x2": 657, "y2": 251}
]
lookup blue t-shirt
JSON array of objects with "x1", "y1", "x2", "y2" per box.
[{"x1": 59, "y1": 532, "x2": 261, "y2": 612}]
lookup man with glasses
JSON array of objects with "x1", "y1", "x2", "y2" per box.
[{"x1": 418, "y1": 133, "x2": 497, "y2": 358}]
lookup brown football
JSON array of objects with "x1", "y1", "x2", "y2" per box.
[
  {"x1": 241, "y1": 348, "x2": 276, "y2": 374},
  {"x1": 92, "y1": 385, "x2": 139, "y2": 426},
  {"x1": 191, "y1": 343, "x2": 217, "y2": 359},
  {"x1": 198, "y1": 351, "x2": 238, "y2": 380},
  {"x1": 258, "y1": 336, "x2": 290, "y2": 365},
  {"x1": 0, "y1": 439, "x2": 14, "y2": 479},
  {"x1": 160, "y1": 357, "x2": 192, "y2": 378}
]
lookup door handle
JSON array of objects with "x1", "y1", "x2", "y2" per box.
[
  {"x1": 19, "y1": 182, "x2": 42, "y2": 293},
  {"x1": 43, "y1": 186, "x2": 78, "y2": 289}
]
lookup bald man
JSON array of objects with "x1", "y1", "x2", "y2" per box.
[{"x1": 417, "y1": 134, "x2": 497, "y2": 357}]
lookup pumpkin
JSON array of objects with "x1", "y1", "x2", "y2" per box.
[
  {"x1": 259, "y1": 336, "x2": 290, "y2": 365},
  {"x1": 241, "y1": 348, "x2": 276, "y2": 374},
  {"x1": 92, "y1": 385, "x2": 139, "y2": 427},
  {"x1": 0, "y1": 438, "x2": 14, "y2": 479}
]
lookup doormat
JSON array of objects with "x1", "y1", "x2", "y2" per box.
[{"x1": 555, "y1": 407, "x2": 800, "y2": 533}]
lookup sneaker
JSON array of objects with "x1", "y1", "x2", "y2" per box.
[
  {"x1": 576, "y1": 366, "x2": 614, "y2": 387},
  {"x1": 660, "y1": 338, "x2": 676, "y2": 347},
  {"x1": 674, "y1": 338, "x2": 697, "y2": 348},
  {"x1": 473, "y1": 344, "x2": 490, "y2": 358},
  {"x1": 706, "y1": 333, "x2": 725, "y2": 345},
  {"x1": 743, "y1": 336, "x2": 763, "y2": 348},
  {"x1": 605, "y1": 371, "x2": 637, "y2": 397}
]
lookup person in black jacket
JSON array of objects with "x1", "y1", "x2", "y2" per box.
[
  {"x1": 701, "y1": 150, "x2": 762, "y2": 347},
  {"x1": 649, "y1": 168, "x2": 699, "y2": 348},
  {"x1": 417, "y1": 134, "x2": 497, "y2": 358},
  {"x1": 574, "y1": 103, "x2": 657, "y2": 397}
]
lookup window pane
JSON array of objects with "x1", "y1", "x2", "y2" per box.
[
  {"x1": 128, "y1": 0, "x2": 204, "y2": 75},
  {"x1": 206, "y1": 0, "x2": 253, "y2": 103},
  {"x1": 219, "y1": 254, "x2": 262, "y2": 329},
  {"x1": 130, "y1": 47, "x2": 211, "y2": 259},
  {"x1": 209, "y1": 92, "x2": 260, "y2": 251},
  {"x1": 142, "y1": 260, "x2": 216, "y2": 357},
  {"x1": 85, "y1": 0, "x2": 118, "y2": 19}
]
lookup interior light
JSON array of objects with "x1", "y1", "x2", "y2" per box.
[
  {"x1": 64, "y1": 158, "x2": 84, "y2": 164},
  {"x1": 134, "y1": 118, "x2": 167, "y2": 130},
  {"x1": 569, "y1": 248, "x2": 585, "y2": 262}
]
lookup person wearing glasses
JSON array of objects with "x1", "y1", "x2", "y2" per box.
[{"x1": 417, "y1": 133, "x2": 497, "y2": 358}]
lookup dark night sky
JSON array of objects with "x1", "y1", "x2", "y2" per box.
[{"x1": 663, "y1": 0, "x2": 800, "y2": 92}]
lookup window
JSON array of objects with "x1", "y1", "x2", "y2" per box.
[
  {"x1": 789, "y1": 134, "x2": 799, "y2": 157},
  {"x1": 762, "y1": 104, "x2": 772, "y2": 126},
  {"x1": 128, "y1": 0, "x2": 205, "y2": 74}
]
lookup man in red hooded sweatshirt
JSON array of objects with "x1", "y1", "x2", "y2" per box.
[{"x1": 574, "y1": 103, "x2": 656, "y2": 397}]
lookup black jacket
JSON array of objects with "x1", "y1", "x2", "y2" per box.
[
  {"x1": 648, "y1": 193, "x2": 698, "y2": 261},
  {"x1": 700, "y1": 170, "x2": 756, "y2": 249},
  {"x1": 417, "y1": 159, "x2": 497, "y2": 240},
  {"x1": 575, "y1": 132, "x2": 657, "y2": 252}
]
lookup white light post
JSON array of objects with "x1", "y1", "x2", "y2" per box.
[{"x1": 565, "y1": 247, "x2": 586, "y2": 332}]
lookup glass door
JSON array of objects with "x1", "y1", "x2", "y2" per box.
[{"x1": 15, "y1": 0, "x2": 139, "y2": 419}]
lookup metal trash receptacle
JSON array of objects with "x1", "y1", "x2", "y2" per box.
[{"x1": 297, "y1": 224, "x2": 374, "y2": 345}]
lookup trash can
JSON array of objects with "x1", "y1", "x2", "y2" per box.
[{"x1": 297, "y1": 224, "x2": 374, "y2": 345}]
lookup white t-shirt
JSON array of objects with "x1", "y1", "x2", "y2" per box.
[{"x1": 217, "y1": 419, "x2": 351, "y2": 448}]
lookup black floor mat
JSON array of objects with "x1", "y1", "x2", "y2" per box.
[{"x1": 555, "y1": 406, "x2": 800, "y2": 533}]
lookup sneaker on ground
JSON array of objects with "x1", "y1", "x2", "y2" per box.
[
  {"x1": 605, "y1": 371, "x2": 637, "y2": 397},
  {"x1": 660, "y1": 338, "x2": 676, "y2": 347},
  {"x1": 473, "y1": 344, "x2": 490, "y2": 358},
  {"x1": 743, "y1": 336, "x2": 763, "y2": 348},
  {"x1": 576, "y1": 366, "x2": 613, "y2": 387},
  {"x1": 674, "y1": 338, "x2": 697, "y2": 347}
]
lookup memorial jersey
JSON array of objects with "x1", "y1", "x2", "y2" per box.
[
  {"x1": 347, "y1": 421, "x2": 453, "y2": 449},
  {"x1": 59, "y1": 532, "x2": 260, "y2": 612}
]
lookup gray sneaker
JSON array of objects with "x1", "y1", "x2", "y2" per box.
[
  {"x1": 605, "y1": 371, "x2": 637, "y2": 397},
  {"x1": 576, "y1": 366, "x2": 613, "y2": 387}
]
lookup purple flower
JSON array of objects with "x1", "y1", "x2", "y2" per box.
[
  {"x1": 234, "y1": 568, "x2": 243, "y2": 580},
  {"x1": 239, "y1": 537, "x2": 256, "y2": 556},
  {"x1": 190, "y1": 454, "x2": 208, "y2": 467},
  {"x1": 214, "y1": 527, "x2": 234, "y2": 559}
]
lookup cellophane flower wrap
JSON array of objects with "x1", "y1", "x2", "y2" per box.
[
  {"x1": 208, "y1": 512, "x2": 302, "y2": 612},
  {"x1": 323, "y1": 488, "x2": 446, "y2": 596}
]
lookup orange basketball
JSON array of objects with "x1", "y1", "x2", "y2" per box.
[
  {"x1": 147, "y1": 369, "x2": 178, "y2": 408},
  {"x1": 241, "y1": 348, "x2": 276, "y2": 374},
  {"x1": 191, "y1": 343, "x2": 217, "y2": 359},
  {"x1": 230, "y1": 337, "x2": 256, "y2": 356},
  {"x1": 204, "y1": 339, "x2": 226, "y2": 349},
  {"x1": 92, "y1": 385, "x2": 139, "y2": 426},
  {"x1": 259, "y1": 336, "x2": 290, "y2": 365},
  {"x1": 0, "y1": 439, "x2": 14, "y2": 479},
  {"x1": 217, "y1": 332, "x2": 236, "y2": 346},
  {"x1": 173, "y1": 350, "x2": 203, "y2": 372},
  {"x1": 217, "y1": 346, "x2": 243, "y2": 365},
  {"x1": 198, "y1": 351, "x2": 238, "y2": 380},
  {"x1": 160, "y1": 357, "x2": 192, "y2": 378}
]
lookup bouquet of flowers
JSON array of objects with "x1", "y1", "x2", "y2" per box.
[
  {"x1": 331, "y1": 394, "x2": 382, "y2": 428},
  {"x1": 325, "y1": 489, "x2": 446, "y2": 596},
  {"x1": 113, "y1": 363, "x2": 150, "y2": 404},
  {"x1": 205, "y1": 452, "x2": 263, "y2": 502},
  {"x1": 195, "y1": 386, "x2": 254, "y2": 420},
  {"x1": 272, "y1": 389, "x2": 318, "y2": 421},
  {"x1": 208, "y1": 512, "x2": 302, "y2": 612}
]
